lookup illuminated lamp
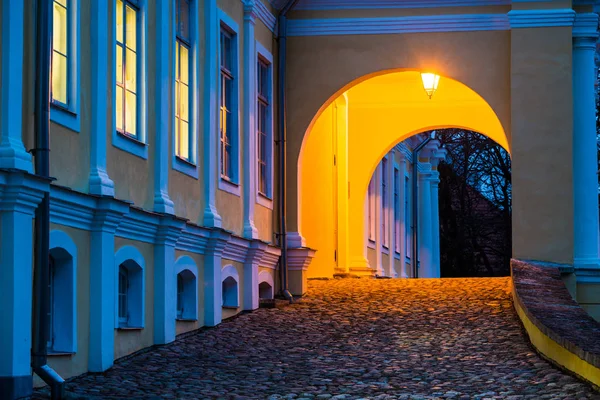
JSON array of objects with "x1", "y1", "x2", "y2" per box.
[{"x1": 420, "y1": 72, "x2": 440, "y2": 99}]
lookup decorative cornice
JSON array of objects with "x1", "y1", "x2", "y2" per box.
[
  {"x1": 244, "y1": 0, "x2": 277, "y2": 33},
  {"x1": 294, "y1": 0, "x2": 509, "y2": 10},
  {"x1": 288, "y1": 14, "x2": 509, "y2": 36},
  {"x1": 287, "y1": 247, "x2": 316, "y2": 271},
  {"x1": 573, "y1": 13, "x2": 599, "y2": 39},
  {"x1": 507, "y1": 9, "x2": 576, "y2": 29},
  {"x1": 223, "y1": 235, "x2": 251, "y2": 263},
  {"x1": 260, "y1": 245, "x2": 281, "y2": 269}
]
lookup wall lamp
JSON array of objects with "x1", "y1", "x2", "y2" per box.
[{"x1": 421, "y1": 72, "x2": 440, "y2": 99}]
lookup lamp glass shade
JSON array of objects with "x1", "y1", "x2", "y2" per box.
[{"x1": 421, "y1": 73, "x2": 440, "y2": 99}]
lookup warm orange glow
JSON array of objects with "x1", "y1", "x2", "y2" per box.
[
  {"x1": 421, "y1": 72, "x2": 440, "y2": 99},
  {"x1": 299, "y1": 71, "x2": 510, "y2": 279}
]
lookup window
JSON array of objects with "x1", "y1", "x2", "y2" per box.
[
  {"x1": 221, "y1": 264, "x2": 240, "y2": 309},
  {"x1": 48, "y1": 256, "x2": 56, "y2": 350},
  {"x1": 368, "y1": 178, "x2": 375, "y2": 242},
  {"x1": 405, "y1": 175, "x2": 411, "y2": 259},
  {"x1": 220, "y1": 27, "x2": 234, "y2": 181},
  {"x1": 175, "y1": 256, "x2": 198, "y2": 321},
  {"x1": 175, "y1": 0, "x2": 192, "y2": 162},
  {"x1": 52, "y1": 0, "x2": 69, "y2": 107},
  {"x1": 257, "y1": 57, "x2": 271, "y2": 197},
  {"x1": 394, "y1": 167, "x2": 400, "y2": 254},
  {"x1": 381, "y1": 158, "x2": 388, "y2": 248},
  {"x1": 114, "y1": 246, "x2": 145, "y2": 329},
  {"x1": 115, "y1": 0, "x2": 139, "y2": 139},
  {"x1": 50, "y1": 0, "x2": 80, "y2": 131},
  {"x1": 118, "y1": 266, "x2": 128, "y2": 325}
]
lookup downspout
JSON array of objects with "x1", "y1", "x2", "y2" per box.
[
  {"x1": 32, "y1": 0, "x2": 65, "y2": 398},
  {"x1": 277, "y1": 0, "x2": 299, "y2": 302},
  {"x1": 411, "y1": 132, "x2": 435, "y2": 278}
]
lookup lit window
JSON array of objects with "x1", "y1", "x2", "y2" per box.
[
  {"x1": 115, "y1": 0, "x2": 139, "y2": 138},
  {"x1": 118, "y1": 266, "x2": 128, "y2": 325},
  {"x1": 52, "y1": 0, "x2": 69, "y2": 106},
  {"x1": 220, "y1": 27, "x2": 234, "y2": 180},
  {"x1": 368, "y1": 178, "x2": 375, "y2": 241},
  {"x1": 175, "y1": 0, "x2": 192, "y2": 161},
  {"x1": 257, "y1": 58, "x2": 270, "y2": 196},
  {"x1": 405, "y1": 176, "x2": 411, "y2": 258}
]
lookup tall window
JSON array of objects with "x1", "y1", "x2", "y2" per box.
[
  {"x1": 257, "y1": 58, "x2": 270, "y2": 196},
  {"x1": 381, "y1": 158, "x2": 388, "y2": 248},
  {"x1": 115, "y1": 0, "x2": 139, "y2": 138},
  {"x1": 368, "y1": 178, "x2": 375, "y2": 241},
  {"x1": 52, "y1": 0, "x2": 69, "y2": 106},
  {"x1": 47, "y1": 256, "x2": 56, "y2": 349},
  {"x1": 118, "y1": 266, "x2": 128, "y2": 325},
  {"x1": 394, "y1": 167, "x2": 400, "y2": 254},
  {"x1": 220, "y1": 27, "x2": 234, "y2": 180},
  {"x1": 175, "y1": 0, "x2": 191, "y2": 161},
  {"x1": 405, "y1": 176, "x2": 411, "y2": 258}
]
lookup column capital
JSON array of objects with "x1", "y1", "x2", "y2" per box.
[
  {"x1": 155, "y1": 215, "x2": 186, "y2": 246},
  {"x1": 573, "y1": 13, "x2": 599, "y2": 41},
  {"x1": 0, "y1": 170, "x2": 49, "y2": 215},
  {"x1": 243, "y1": 0, "x2": 258, "y2": 23},
  {"x1": 91, "y1": 197, "x2": 129, "y2": 233},
  {"x1": 206, "y1": 228, "x2": 231, "y2": 256},
  {"x1": 245, "y1": 240, "x2": 267, "y2": 265}
]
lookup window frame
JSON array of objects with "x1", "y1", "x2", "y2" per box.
[
  {"x1": 393, "y1": 164, "x2": 401, "y2": 258},
  {"x1": 112, "y1": 0, "x2": 148, "y2": 159},
  {"x1": 114, "y1": 246, "x2": 146, "y2": 329},
  {"x1": 405, "y1": 171, "x2": 411, "y2": 261},
  {"x1": 217, "y1": 9, "x2": 241, "y2": 196},
  {"x1": 368, "y1": 177, "x2": 376, "y2": 244},
  {"x1": 255, "y1": 42, "x2": 274, "y2": 209},
  {"x1": 172, "y1": 0, "x2": 199, "y2": 178},
  {"x1": 50, "y1": 0, "x2": 81, "y2": 132},
  {"x1": 174, "y1": 256, "x2": 199, "y2": 321},
  {"x1": 118, "y1": 265, "x2": 129, "y2": 325},
  {"x1": 381, "y1": 157, "x2": 389, "y2": 250}
]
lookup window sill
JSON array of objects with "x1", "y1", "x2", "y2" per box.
[
  {"x1": 51, "y1": 103, "x2": 80, "y2": 132},
  {"x1": 47, "y1": 351, "x2": 76, "y2": 357},
  {"x1": 112, "y1": 131, "x2": 148, "y2": 160},
  {"x1": 173, "y1": 155, "x2": 199, "y2": 179},
  {"x1": 219, "y1": 177, "x2": 241, "y2": 197},
  {"x1": 367, "y1": 240, "x2": 375, "y2": 250},
  {"x1": 222, "y1": 305, "x2": 238, "y2": 310},
  {"x1": 117, "y1": 326, "x2": 144, "y2": 331},
  {"x1": 381, "y1": 246, "x2": 390, "y2": 255},
  {"x1": 176, "y1": 318, "x2": 198, "y2": 322},
  {"x1": 256, "y1": 192, "x2": 273, "y2": 210},
  {"x1": 394, "y1": 251, "x2": 401, "y2": 260}
]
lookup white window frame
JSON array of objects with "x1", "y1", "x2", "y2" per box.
[
  {"x1": 255, "y1": 41, "x2": 274, "y2": 209},
  {"x1": 368, "y1": 178, "x2": 376, "y2": 245},
  {"x1": 48, "y1": 230, "x2": 78, "y2": 354},
  {"x1": 405, "y1": 170, "x2": 411, "y2": 261},
  {"x1": 50, "y1": 0, "x2": 81, "y2": 132},
  {"x1": 172, "y1": 0, "x2": 199, "y2": 178},
  {"x1": 174, "y1": 255, "x2": 198, "y2": 321},
  {"x1": 112, "y1": 0, "x2": 148, "y2": 159},
  {"x1": 394, "y1": 164, "x2": 401, "y2": 258},
  {"x1": 221, "y1": 264, "x2": 240, "y2": 309},
  {"x1": 114, "y1": 245, "x2": 145, "y2": 329},
  {"x1": 217, "y1": 9, "x2": 241, "y2": 196},
  {"x1": 381, "y1": 156, "x2": 389, "y2": 250}
]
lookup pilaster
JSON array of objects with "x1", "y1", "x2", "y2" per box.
[
  {"x1": 88, "y1": 197, "x2": 129, "y2": 372},
  {"x1": 153, "y1": 0, "x2": 175, "y2": 214},
  {"x1": 387, "y1": 152, "x2": 395, "y2": 278},
  {"x1": 203, "y1": 0, "x2": 222, "y2": 228},
  {"x1": 88, "y1": 0, "x2": 115, "y2": 195},
  {"x1": 374, "y1": 163, "x2": 383, "y2": 276},
  {"x1": 397, "y1": 153, "x2": 409, "y2": 278},
  {"x1": 0, "y1": 171, "x2": 49, "y2": 399},
  {"x1": 572, "y1": 13, "x2": 600, "y2": 271},
  {"x1": 429, "y1": 148, "x2": 446, "y2": 279},
  {"x1": 0, "y1": 1, "x2": 33, "y2": 172},
  {"x1": 153, "y1": 215, "x2": 186, "y2": 345},
  {"x1": 418, "y1": 162, "x2": 434, "y2": 278},
  {"x1": 204, "y1": 229, "x2": 231, "y2": 326},
  {"x1": 244, "y1": 240, "x2": 267, "y2": 310},
  {"x1": 242, "y1": 1, "x2": 258, "y2": 239}
]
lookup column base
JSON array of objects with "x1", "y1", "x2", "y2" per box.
[
  {"x1": 287, "y1": 232, "x2": 306, "y2": 248},
  {"x1": 242, "y1": 222, "x2": 259, "y2": 240},
  {"x1": 0, "y1": 375, "x2": 32, "y2": 400},
  {"x1": 153, "y1": 192, "x2": 175, "y2": 215},
  {"x1": 89, "y1": 168, "x2": 115, "y2": 196},
  {"x1": 203, "y1": 205, "x2": 222, "y2": 228},
  {"x1": 349, "y1": 257, "x2": 374, "y2": 276},
  {"x1": 287, "y1": 247, "x2": 316, "y2": 296},
  {"x1": 0, "y1": 143, "x2": 33, "y2": 174}
]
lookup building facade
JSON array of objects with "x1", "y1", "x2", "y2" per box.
[{"x1": 2, "y1": 0, "x2": 600, "y2": 398}]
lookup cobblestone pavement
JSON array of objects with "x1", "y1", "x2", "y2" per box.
[{"x1": 36, "y1": 278, "x2": 600, "y2": 399}]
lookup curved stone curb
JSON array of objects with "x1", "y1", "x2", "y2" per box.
[{"x1": 511, "y1": 259, "x2": 600, "y2": 389}]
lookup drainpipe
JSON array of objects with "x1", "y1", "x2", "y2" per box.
[
  {"x1": 411, "y1": 131, "x2": 435, "y2": 278},
  {"x1": 32, "y1": 0, "x2": 65, "y2": 398},
  {"x1": 276, "y1": 0, "x2": 299, "y2": 303}
]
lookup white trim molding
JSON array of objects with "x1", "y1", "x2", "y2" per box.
[
  {"x1": 573, "y1": 13, "x2": 600, "y2": 39},
  {"x1": 507, "y1": 9, "x2": 576, "y2": 29},
  {"x1": 253, "y1": 0, "x2": 276, "y2": 33},
  {"x1": 293, "y1": 0, "x2": 510, "y2": 10},
  {"x1": 287, "y1": 14, "x2": 510, "y2": 36}
]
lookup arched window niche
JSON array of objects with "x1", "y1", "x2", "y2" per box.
[
  {"x1": 221, "y1": 264, "x2": 240, "y2": 309},
  {"x1": 174, "y1": 256, "x2": 198, "y2": 321},
  {"x1": 114, "y1": 245, "x2": 145, "y2": 329},
  {"x1": 258, "y1": 270, "x2": 274, "y2": 300}
]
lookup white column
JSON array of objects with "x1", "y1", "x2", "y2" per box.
[
  {"x1": 397, "y1": 153, "x2": 408, "y2": 278},
  {"x1": 203, "y1": 0, "x2": 222, "y2": 227},
  {"x1": 242, "y1": 2, "x2": 258, "y2": 239},
  {"x1": 418, "y1": 165, "x2": 434, "y2": 278},
  {"x1": 204, "y1": 230, "x2": 230, "y2": 326},
  {"x1": 387, "y1": 151, "x2": 395, "y2": 277},
  {"x1": 89, "y1": 0, "x2": 115, "y2": 195},
  {"x1": 243, "y1": 241, "x2": 266, "y2": 310},
  {"x1": 88, "y1": 198, "x2": 128, "y2": 372},
  {"x1": 153, "y1": 217, "x2": 184, "y2": 345},
  {"x1": 153, "y1": 0, "x2": 174, "y2": 214},
  {"x1": 0, "y1": 0, "x2": 33, "y2": 172},
  {"x1": 573, "y1": 14, "x2": 600, "y2": 270},
  {"x1": 0, "y1": 172, "x2": 48, "y2": 399},
  {"x1": 374, "y1": 164, "x2": 383, "y2": 275},
  {"x1": 430, "y1": 170, "x2": 441, "y2": 278}
]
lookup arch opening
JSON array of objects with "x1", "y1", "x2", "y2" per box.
[{"x1": 297, "y1": 70, "x2": 510, "y2": 279}]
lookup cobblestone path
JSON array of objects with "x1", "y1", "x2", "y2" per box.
[{"x1": 37, "y1": 278, "x2": 599, "y2": 399}]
